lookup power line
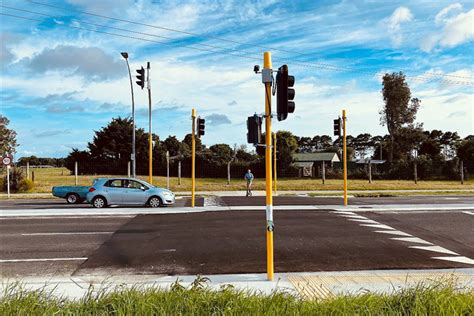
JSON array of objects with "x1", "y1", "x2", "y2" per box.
[
  {"x1": 25, "y1": 0, "x2": 474, "y2": 82},
  {"x1": 1, "y1": 12, "x2": 473, "y2": 86}
]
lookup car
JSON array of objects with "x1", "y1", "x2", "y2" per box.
[
  {"x1": 52, "y1": 185, "x2": 92, "y2": 204},
  {"x1": 86, "y1": 178, "x2": 175, "y2": 208}
]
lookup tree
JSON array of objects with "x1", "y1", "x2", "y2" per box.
[
  {"x1": 353, "y1": 133, "x2": 372, "y2": 159},
  {"x1": 276, "y1": 130, "x2": 298, "y2": 170},
  {"x1": 209, "y1": 144, "x2": 233, "y2": 164},
  {"x1": 380, "y1": 72, "x2": 421, "y2": 162},
  {"x1": 0, "y1": 115, "x2": 18, "y2": 155},
  {"x1": 457, "y1": 137, "x2": 474, "y2": 162}
]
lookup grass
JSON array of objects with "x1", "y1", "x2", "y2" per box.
[
  {"x1": 1, "y1": 167, "x2": 473, "y2": 194},
  {"x1": 1, "y1": 278, "x2": 473, "y2": 315}
]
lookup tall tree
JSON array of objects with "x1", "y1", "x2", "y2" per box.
[
  {"x1": 380, "y1": 72, "x2": 421, "y2": 162},
  {"x1": 0, "y1": 115, "x2": 18, "y2": 155},
  {"x1": 276, "y1": 130, "x2": 299, "y2": 170}
]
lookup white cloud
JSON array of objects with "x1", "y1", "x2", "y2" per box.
[
  {"x1": 435, "y1": 3, "x2": 463, "y2": 25},
  {"x1": 386, "y1": 6, "x2": 413, "y2": 46},
  {"x1": 421, "y1": 7, "x2": 474, "y2": 52}
]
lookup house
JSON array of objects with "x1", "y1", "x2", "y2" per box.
[{"x1": 293, "y1": 152, "x2": 340, "y2": 177}]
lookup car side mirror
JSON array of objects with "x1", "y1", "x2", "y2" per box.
[{"x1": 140, "y1": 186, "x2": 147, "y2": 191}]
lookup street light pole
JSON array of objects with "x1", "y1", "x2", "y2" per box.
[{"x1": 121, "y1": 52, "x2": 136, "y2": 178}]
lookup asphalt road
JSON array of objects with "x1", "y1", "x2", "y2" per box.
[
  {"x1": 1, "y1": 195, "x2": 473, "y2": 209},
  {"x1": 1, "y1": 208, "x2": 472, "y2": 277}
]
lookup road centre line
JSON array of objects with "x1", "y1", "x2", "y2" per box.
[
  {"x1": 0, "y1": 257, "x2": 87, "y2": 263},
  {"x1": 21, "y1": 232, "x2": 114, "y2": 236}
]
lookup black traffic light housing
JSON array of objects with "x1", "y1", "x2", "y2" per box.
[
  {"x1": 333, "y1": 118, "x2": 342, "y2": 136},
  {"x1": 197, "y1": 117, "x2": 205, "y2": 138},
  {"x1": 247, "y1": 114, "x2": 262, "y2": 145},
  {"x1": 136, "y1": 67, "x2": 145, "y2": 89},
  {"x1": 276, "y1": 64, "x2": 295, "y2": 121}
]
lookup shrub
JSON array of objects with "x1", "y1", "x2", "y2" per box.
[
  {"x1": 18, "y1": 179, "x2": 34, "y2": 193},
  {"x1": 2, "y1": 167, "x2": 25, "y2": 192}
]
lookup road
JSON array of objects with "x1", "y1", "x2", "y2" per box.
[
  {"x1": 1, "y1": 195, "x2": 473, "y2": 277},
  {"x1": 1, "y1": 195, "x2": 473, "y2": 209}
]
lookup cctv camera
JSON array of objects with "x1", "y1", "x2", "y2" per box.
[{"x1": 253, "y1": 65, "x2": 260, "y2": 73}]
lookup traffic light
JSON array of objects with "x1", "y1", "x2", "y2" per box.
[
  {"x1": 247, "y1": 114, "x2": 262, "y2": 145},
  {"x1": 197, "y1": 117, "x2": 205, "y2": 137},
  {"x1": 276, "y1": 64, "x2": 295, "y2": 121},
  {"x1": 334, "y1": 118, "x2": 342, "y2": 136},
  {"x1": 136, "y1": 66, "x2": 145, "y2": 89}
]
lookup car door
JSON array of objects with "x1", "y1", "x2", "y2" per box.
[
  {"x1": 123, "y1": 180, "x2": 148, "y2": 205},
  {"x1": 103, "y1": 179, "x2": 125, "y2": 205}
]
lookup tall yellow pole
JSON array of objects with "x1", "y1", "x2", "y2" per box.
[
  {"x1": 343, "y1": 109, "x2": 348, "y2": 206},
  {"x1": 191, "y1": 108, "x2": 196, "y2": 207},
  {"x1": 264, "y1": 52, "x2": 274, "y2": 281},
  {"x1": 273, "y1": 132, "x2": 277, "y2": 194}
]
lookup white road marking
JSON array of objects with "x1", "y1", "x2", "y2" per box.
[
  {"x1": 0, "y1": 215, "x2": 134, "y2": 220},
  {"x1": 463, "y1": 211, "x2": 474, "y2": 216},
  {"x1": 374, "y1": 230, "x2": 413, "y2": 236},
  {"x1": 334, "y1": 211, "x2": 356, "y2": 215},
  {"x1": 432, "y1": 256, "x2": 474, "y2": 265},
  {"x1": 348, "y1": 219, "x2": 379, "y2": 224},
  {"x1": 0, "y1": 257, "x2": 87, "y2": 263},
  {"x1": 338, "y1": 214, "x2": 367, "y2": 219},
  {"x1": 21, "y1": 232, "x2": 114, "y2": 236},
  {"x1": 390, "y1": 237, "x2": 433, "y2": 245},
  {"x1": 360, "y1": 224, "x2": 395, "y2": 230},
  {"x1": 409, "y1": 245, "x2": 459, "y2": 256}
]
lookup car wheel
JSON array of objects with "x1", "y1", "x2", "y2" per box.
[
  {"x1": 66, "y1": 193, "x2": 79, "y2": 204},
  {"x1": 148, "y1": 196, "x2": 162, "y2": 208},
  {"x1": 92, "y1": 196, "x2": 107, "y2": 208}
]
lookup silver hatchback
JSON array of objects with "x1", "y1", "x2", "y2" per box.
[{"x1": 86, "y1": 178, "x2": 175, "y2": 208}]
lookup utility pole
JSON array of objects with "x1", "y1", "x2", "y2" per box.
[
  {"x1": 273, "y1": 132, "x2": 277, "y2": 194},
  {"x1": 147, "y1": 62, "x2": 153, "y2": 184},
  {"x1": 263, "y1": 52, "x2": 274, "y2": 281},
  {"x1": 191, "y1": 108, "x2": 196, "y2": 207},
  {"x1": 166, "y1": 151, "x2": 170, "y2": 189},
  {"x1": 460, "y1": 160, "x2": 464, "y2": 184},
  {"x1": 343, "y1": 109, "x2": 348, "y2": 206}
]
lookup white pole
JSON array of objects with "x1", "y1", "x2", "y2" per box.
[
  {"x1": 166, "y1": 151, "x2": 170, "y2": 189},
  {"x1": 227, "y1": 161, "x2": 231, "y2": 185},
  {"x1": 7, "y1": 165, "x2": 11, "y2": 198},
  {"x1": 26, "y1": 161, "x2": 30, "y2": 180},
  {"x1": 75, "y1": 161, "x2": 78, "y2": 186},
  {"x1": 127, "y1": 161, "x2": 131, "y2": 178},
  {"x1": 178, "y1": 161, "x2": 181, "y2": 186}
]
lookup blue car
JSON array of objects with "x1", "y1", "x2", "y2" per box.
[{"x1": 86, "y1": 178, "x2": 175, "y2": 208}]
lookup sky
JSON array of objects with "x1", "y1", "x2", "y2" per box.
[{"x1": 1, "y1": 0, "x2": 473, "y2": 158}]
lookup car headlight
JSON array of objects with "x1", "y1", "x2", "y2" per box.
[{"x1": 163, "y1": 191, "x2": 172, "y2": 196}]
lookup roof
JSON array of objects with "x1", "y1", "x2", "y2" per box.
[
  {"x1": 294, "y1": 152, "x2": 340, "y2": 162},
  {"x1": 354, "y1": 159, "x2": 386, "y2": 164}
]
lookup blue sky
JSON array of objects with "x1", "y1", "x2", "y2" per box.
[{"x1": 1, "y1": 0, "x2": 473, "y2": 158}]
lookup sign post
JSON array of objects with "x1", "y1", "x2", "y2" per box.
[{"x1": 2, "y1": 154, "x2": 13, "y2": 198}]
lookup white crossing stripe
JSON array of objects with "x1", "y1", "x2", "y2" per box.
[
  {"x1": 21, "y1": 232, "x2": 114, "y2": 236},
  {"x1": 374, "y1": 230, "x2": 413, "y2": 237},
  {"x1": 410, "y1": 245, "x2": 459, "y2": 256},
  {"x1": 0, "y1": 257, "x2": 87, "y2": 263},
  {"x1": 390, "y1": 237, "x2": 433, "y2": 245},
  {"x1": 432, "y1": 256, "x2": 474, "y2": 265},
  {"x1": 360, "y1": 224, "x2": 395, "y2": 230},
  {"x1": 462, "y1": 211, "x2": 474, "y2": 216},
  {"x1": 348, "y1": 219, "x2": 379, "y2": 224}
]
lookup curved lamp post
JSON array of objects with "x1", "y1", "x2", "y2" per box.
[{"x1": 121, "y1": 52, "x2": 136, "y2": 178}]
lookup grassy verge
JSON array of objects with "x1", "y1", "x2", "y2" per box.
[
  {"x1": 1, "y1": 167, "x2": 473, "y2": 193},
  {"x1": 1, "y1": 279, "x2": 473, "y2": 315}
]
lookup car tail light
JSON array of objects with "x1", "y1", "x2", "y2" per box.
[{"x1": 88, "y1": 187, "x2": 96, "y2": 192}]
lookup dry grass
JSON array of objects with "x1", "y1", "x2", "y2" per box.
[{"x1": 1, "y1": 167, "x2": 472, "y2": 193}]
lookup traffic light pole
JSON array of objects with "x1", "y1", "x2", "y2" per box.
[
  {"x1": 147, "y1": 62, "x2": 153, "y2": 184},
  {"x1": 264, "y1": 52, "x2": 274, "y2": 281},
  {"x1": 343, "y1": 109, "x2": 348, "y2": 206},
  {"x1": 191, "y1": 108, "x2": 196, "y2": 208}
]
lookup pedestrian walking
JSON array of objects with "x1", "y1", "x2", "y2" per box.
[{"x1": 244, "y1": 169, "x2": 254, "y2": 197}]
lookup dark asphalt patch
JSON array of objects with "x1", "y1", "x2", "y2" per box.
[{"x1": 76, "y1": 210, "x2": 468, "y2": 276}]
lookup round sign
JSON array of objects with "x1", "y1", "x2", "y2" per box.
[{"x1": 2, "y1": 155, "x2": 12, "y2": 166}]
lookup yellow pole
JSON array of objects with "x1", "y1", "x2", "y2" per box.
[
  {"x1": 343, "y1": 109, "x2": 348, "y2": 206},
  {"x1": 191, "y1": 108, "x2": 196, "y2": 207},
  {"x1": 273, "y1": 133, "x2": 278, "y2": 195},
  {"x1": 264, "y1": 52, "x2": 274, "y2": 281}
]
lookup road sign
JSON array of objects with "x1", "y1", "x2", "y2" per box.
[{"x1": 2, "y1": 154, "x2": 13, "y2": 166}]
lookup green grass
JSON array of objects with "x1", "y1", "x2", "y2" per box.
[
  {"x1": 1, "y1": 278, "x2": 473, "y2": 315},
  {"x1": 1, "y1": 167, "x2": 473, "y2": 193}
]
